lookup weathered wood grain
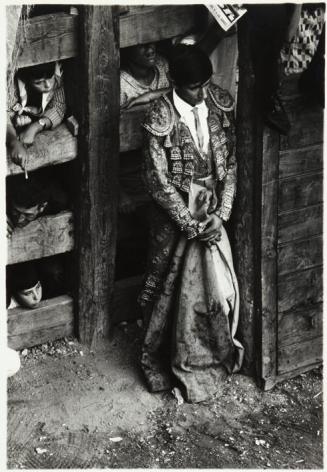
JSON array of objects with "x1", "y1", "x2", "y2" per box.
[
  {"x1": 120, "y1": 105, "x2": 147, "y2": 152},
  {"x1": 279, "y1": 144, "x2": 323, "y2": 179},
  {"x1": 278, "y1": 235, "x2": 322, "y2": 276},
  {"x1": 8, "y1": 295, "x2": 74, "y2": 350},
  {"x1": 232, "y1": 17, "x2": 257, "y2": 374},
  {"x1": 7, "y1": 124, "x2": 77, "y2": 176},
  {"x1": 278, "y1": 171, "x2": 322, "y2": 213},
  {"x1": 280, "y1": 107, "x2": 323, "y2": 150},
  {"x1": 278, "y1": 266, "x2": 323, "y2": 314},
  {"x1": 120, "y1": 6, "x2": 196, "y2": 48},
  {"x1": 7, "y1": 211, "x2": 74, "y2": 265},
  {"x1": 76, "y1": 6, "x2": 120, "y2": 347},
  {"x1": 260, "y1": 128, "x2": 280, "y2": 380},
  {"x1": 278, "y1": 204, "x2": 322, "y2": 244},
  {"x1": 278, "y1": 303, "x2": 322, "y2": 347},
  {"x1": 17, "y1": 13, "x2": 78, "y2": 68},
  {"x1": 278, "y1": 336, "x2": 322, "y2": 375},
  {"x1": 112, "y1": 275, "x2": 143, "y2": 325}
]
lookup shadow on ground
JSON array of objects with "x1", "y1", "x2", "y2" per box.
[{"x1": 7, "y1": 321, "x2": 323, "y2": 469}]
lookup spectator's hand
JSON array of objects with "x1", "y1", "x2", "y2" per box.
[
  {"x1": 18, "y1": 123, "x2": 39, "y2": 146},
  {"x1": 15, "y1": 114, "x2": 32, "y2": 128},
  {"x1": 7, "y1": 139, "x2": 28, "y2": 170},
  {"x1": 197, "y1": 214, "x2": 223, "y2": 243},
  {"x1": 7, "y1": 216, "x2": 14, "y2": 239}
]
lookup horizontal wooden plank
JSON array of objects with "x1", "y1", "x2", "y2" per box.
[
  {"x1": 7, "y1": 124, "x2": 77, "y2": 176},
  {"x1": 280, "y1": 107, "x2": 323, "y2": 150},
  {"x1": 278, "y1": 172, "x2": 322, "y2": 213},
  {"x1": 8, "y1": 295, "x2": 74, "y2": 350},
  {"x1": 7, "y1": 211, "x2": 74, "y2": 264},
  {"x1": 120, "y1": 6, "x2": 196, "y2": 48},
  {"x1": 120, "y1": 105, "x2": 146, "y2": 152},
  {"x1": 279, "y1": 144, "x2": 323, "y2": 179},
  {"x1": 278, "y1": 266, "x2": 322, "y2": 314},
  {"x1": 278, "y1": 204, "x2": 322, "y2": 244},
  {"x1": 278, "y1": 303, "x2": 322, "y2": 347},
  {"x1": 17, "y1": 13, "x2": 78, "y2": 68},
  {"x1": 112, "y1": 275, "x2": 143, "y2": 324},
  {"x1": 278, "y1": 235, "x2": 322, "y2": 276},
  {"x1": 278, "y1": 336, "x2": 322, "y2": 375}
]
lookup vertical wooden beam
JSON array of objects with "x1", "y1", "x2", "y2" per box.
[
  {"x1": 232, "y1": 16, "x2": 257, "y2": 374},
  {"x1": 76, "y1": 6, "x2": 120, "y2": 348},
  {"x1": 260, "y1": 129, "x2": 279, "y2": 388}
]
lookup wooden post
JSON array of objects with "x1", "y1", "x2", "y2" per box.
[
  {"x1": 233, "y1": 16, "x2": 258, "y2": 374},
  {"x1": 260, "y1": 128, "x2": 279, "y2": 388},
  {"x1": 76, "y1": 6, "x2": 120, "y2": 348}
]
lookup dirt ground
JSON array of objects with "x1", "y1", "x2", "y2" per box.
[{"x1": 7, "y1": 320, "x2": 323, "y2": 469}]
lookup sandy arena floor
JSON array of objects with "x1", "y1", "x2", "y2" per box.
[{"x1": 7, "y1": 321, "x2": 323, "y2": 469}]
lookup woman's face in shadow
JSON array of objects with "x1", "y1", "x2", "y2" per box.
[{"x1": 128, "y1": 43, "x2": 157, "y2": 68}]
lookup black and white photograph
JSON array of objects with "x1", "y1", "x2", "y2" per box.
[{"x1": 5, "y1": 2, "x2": 324, "y2": 469}]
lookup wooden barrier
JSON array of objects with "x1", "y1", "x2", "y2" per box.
[
  {"x1": 278, "y1": 171, "x2": 323, "y2": 213},
  {"x1": 278, "y1": 235, "x2": 322, "y2": 276},
  {"x1": 16, "y1": 13, "x2": 78, "y2": 68},
  {"x1": 279, "y1": 144, "x2": 323, "y2": 179},
  {"x1": 120, "y1": 5, "x2": 196, "y2": 48},
  {"x1": 76, "y1": 6, "x2": 120, "y2": 346},
  {"x1": 278, "y1": 337, "x2": 322, "y2": 375},
  {"x1": 8, "y1": 211, "x2": 74, "y2": 264},
  {"x1": 278, "y1": 304, "x2": 323, "y2": 347},
  {"x1": 280, "y1": 107, "x2": 323, "y2": 150},
  {"x1": 278, "y1": 266, "x2": 323, "y2": 315},
  {"x1": 8, "y1": 295, "x2": 74, "y2": 350},
  {"x1": 7, "y1": 124, "x2": 77, "y2": 176},
  {"x1": 260, "y1": 127, "x2": 279, "y2": 381},
  {"x1": 278, "y1": 203, "x2": 322, "y2": 244}
]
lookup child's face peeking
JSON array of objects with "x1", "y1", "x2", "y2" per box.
[
  {"x1": 10, "y1": 201, "x2": 48, "y2": 228},
  {"x1": 15, "y1": 280, "x2": 42, "y2": 308},
  {"x1": 129, "y1": 43, "x2": 157, "y2": 68},
  {"x1": 29, "y1": 75, "x2": 55, "y2": 94}
]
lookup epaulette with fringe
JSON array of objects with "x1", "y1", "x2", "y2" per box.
[
  {"x1": 143, "y1": 95, "x2": 175, "y2": 138},
  {"x1": 208, "y1": 84, "x2": 234, "y2": 113}
]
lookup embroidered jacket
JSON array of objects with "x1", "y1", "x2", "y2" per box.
[{"x1": 142, "y1": 83, "x2": 236, "y2": 239}]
